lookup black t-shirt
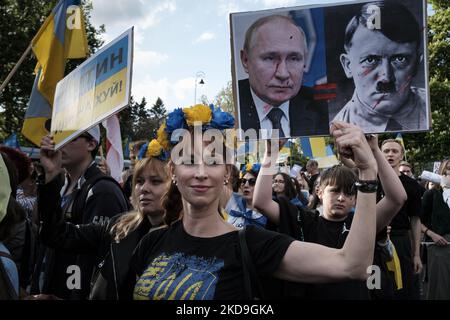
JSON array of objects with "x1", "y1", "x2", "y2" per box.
[
  {"x1": 377, "y1": 173, "x2": 423, "y2": 231},
  {"x1": 277, "y1": 197, "x2": 369, "y2": 299},
  {"x1": 277, "y1": 196, "x2": 353, "y2": 247},
  {"x1": 131, "y1": 220, "x2": 294, "y2": 300}
]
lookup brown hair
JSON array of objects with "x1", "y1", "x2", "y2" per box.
[
  {"x1": 162, "y1": 180, "x2": 183, "y2": 226},
  {"x1": 319, "y1": 165, "x2": 357, "y2": 196},
  {"x1": 110, "y1": 157, "x2": 169, "y2": 242},
  {"x1": 343, "y1": 1, "x2": 421, "y2": 53},
  {"x1": 273, "y1": 172, "x2": 297, "y2": 200},
  {"x1": 399, "y1": 161, "x2": 412, "y2": 169}
]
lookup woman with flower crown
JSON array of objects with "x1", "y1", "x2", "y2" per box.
[
  {"x1": 128, "y1": 104, "x2": 381, "y2": 300},
  {"x1": 225, "y1": 163, "x2": 267, "y2": 229},
  {"x1": 36, "y1": 138, "x2": 169, "y2": 300}
]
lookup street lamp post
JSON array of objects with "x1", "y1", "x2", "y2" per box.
[{"x1": 194, "y1": 71, "x2": 205, "y2": 104}]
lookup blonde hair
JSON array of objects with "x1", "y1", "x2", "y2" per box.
[
  {"x1": 439, "y1": 159, "x2": 450, "y2": 176},
  {"x1": 110, "y1": 157, "x2": 169, "y2": 242}
]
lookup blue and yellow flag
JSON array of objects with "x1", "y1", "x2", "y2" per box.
[
  {"x1": 22, "y1": 0, "x2": 88, "y2": 146},
  {"x1": 395, "y1": 133, "x2": 407, "y2": 160},
  {"x1": 300, "y1": 137, "x2": 338, "y2": 168},
  {"x1": 300, "y1": 137, "x2": 327, "y2": 158}
]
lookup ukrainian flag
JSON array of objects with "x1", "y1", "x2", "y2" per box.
[
  {"x1": 22, "y1": 0, "x2": 88, "y2": 146},
  {"x1": 277, "y1": 140, "x2": 292, "y2": 163},
  {"x1": 300, "y1": 137, "x2": 338, "y2": 168}
]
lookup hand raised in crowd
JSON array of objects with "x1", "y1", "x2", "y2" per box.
[
  {"x1": 330, "y1": 121, "x2": 377, "y2": 175},
  {"x1": 40, "y1": 135, "x2": 63, "y2": 183},
  {"x1": 338, "y1": 134, "x2": 379, "y2": 169},
  {"x1": 366, "y1": 133, "x2": 379, "y2": 152}
]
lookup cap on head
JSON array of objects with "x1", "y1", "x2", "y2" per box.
[{"x1": 85, "y1": 125, "x2": 100, "y2": 144}]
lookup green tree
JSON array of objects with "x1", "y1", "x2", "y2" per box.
[
  {"x1": 0, "y1": 0, "x2": 105, "y2": 142},
  {"x1": 214, "y1": 81, "x2": 235, "y2": 114},
  {"x1": 288, "y1": 139, "x2": 309, "y2": 168},
  {"x1": 118, "y1": 96, "x2": 166, "y2": 144},
  {"x1": 399, "y1": 1, "x2": 450, "y2": 169},
  {"x1": 131, "y1": 97, "x2": 152, "y2": 141},
  {"x1": 118, "y1": 96, "x2": 138, "y2": 142}
]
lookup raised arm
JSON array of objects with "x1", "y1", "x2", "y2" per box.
[
  {"x1": 38, "y1": 135, "x2": 104, "y2": 253},
  {"x1": 274, "y1": 122, "x2": 378, "y2": 282},
  {"x1": 38, "y1": 175, "x2": 106, "y2": 253},
  {"x1": 253, "y1": 140, "x2": 284, "y2": 224}
]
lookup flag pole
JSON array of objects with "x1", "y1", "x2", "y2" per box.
[
  {"x1": 0, "y1": 43, "x2": 33, "y2": 95},
  {"x1": 99, "y1": 143, "x2": 105, "y2": 160}
]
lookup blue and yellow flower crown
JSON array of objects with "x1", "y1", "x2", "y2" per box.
[
  {"x1": 241, "y1": 163, "x2": 261, "y2": 177},
  {"x1": 137, "y1": 139, "x2": 169, "y2": 161},
  {"x1": 156, "y1": 104, "x2": 235, "y2": 150}
]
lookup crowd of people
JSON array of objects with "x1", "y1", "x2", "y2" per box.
[
  {"x1": 1, "y1": 104, "x2": 449, "y2": 300},
  {"x1": 0, "y1": 0, "x2": 444, "y2": 301}
]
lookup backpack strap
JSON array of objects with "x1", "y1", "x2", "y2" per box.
[
  {"x1": 71, "y1": 172, "x2": 130, "y2": 223},
  {"x1": 238, "y1": 227, "x2": 265, "y2": 300},
  {"x1": 0, "y1": 251, "x2": 13, "y2": 260}
]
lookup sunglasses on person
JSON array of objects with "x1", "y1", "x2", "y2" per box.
[{"x1": 241, "y1": 178, "x2": 256, "y2": 186}]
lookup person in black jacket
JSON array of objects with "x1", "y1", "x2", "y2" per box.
[
  {"x1": 33, "y1": 128, "x2": 128, "y2": 299},
  {"x1": 36, "y1": 139, "x2": 169, "y2": 299}
]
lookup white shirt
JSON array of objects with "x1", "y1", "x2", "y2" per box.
[{"x1": 251, "y1": 88, "x2": 291, "y2": 139}]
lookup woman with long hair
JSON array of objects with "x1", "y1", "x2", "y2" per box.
[
  {"x1": 421, "y1": 158, "x2": 450, "y2": 299},
  {"x1": 273, "y1": 172, "x2": 307, "y2": 209},
  {"x1": 129, "y1": 104, "x2": 380, "y2": 300},
  {"x1": 37, "y1": 139, "x2": 169, "y2": 299}
]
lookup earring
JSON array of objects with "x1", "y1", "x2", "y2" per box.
[
  {"x1": 172, "y1": 175, "x2": 177, "y2": 185},
  {"x1": 224, "y1": 179, "x2": 229, "y2": 185}
]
